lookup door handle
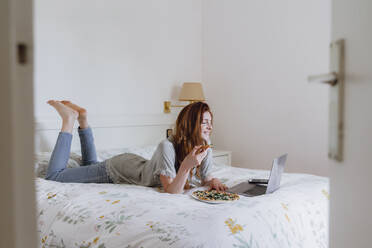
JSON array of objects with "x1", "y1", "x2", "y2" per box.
[
  {"x1": 308, "y1": 72, "x2": 338, "y2": 86},
  {"x1": 308, "y1": 39, "x2": 344, "y2": 162}
]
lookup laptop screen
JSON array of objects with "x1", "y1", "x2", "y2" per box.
[{"x1": 266, "y1": 154, "x2": 287, "y2": 194}]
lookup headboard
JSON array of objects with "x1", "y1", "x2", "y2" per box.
[{"x1": 34, "y1": 114, "x2": 178, "y2": 152}]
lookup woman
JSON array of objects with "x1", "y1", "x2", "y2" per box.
[{"x1": 45, "y1": 100, "x2": 227, "y2": 194}]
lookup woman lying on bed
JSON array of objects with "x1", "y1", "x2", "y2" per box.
[{"x1": 46, "y1": 100, "x2": 227, "y2": 194}]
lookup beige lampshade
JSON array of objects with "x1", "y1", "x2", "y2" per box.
[{"x1": 178, "y1": 82, "x2": 205, "y2": 101}]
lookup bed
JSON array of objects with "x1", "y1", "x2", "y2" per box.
[{"x1": 34, "y1": 115, "x2": 329, "y2": 248}]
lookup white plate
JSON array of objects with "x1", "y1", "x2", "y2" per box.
[{"x1": 190, "y1": 191, "x2": 239, "y2": 204}]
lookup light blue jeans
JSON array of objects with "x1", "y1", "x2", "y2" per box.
[{"x1": 45, "y1": 127, "x2": 113, "y2": 183}]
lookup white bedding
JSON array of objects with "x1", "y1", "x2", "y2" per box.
[{"x1": 35, "y1": 149, "x2": 329, "y2": 248}]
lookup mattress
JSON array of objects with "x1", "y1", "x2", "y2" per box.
[{"x1": 35, "y1": 148, "x2": 329, "y2": 248}]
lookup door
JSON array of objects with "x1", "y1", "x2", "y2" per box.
[
  {"x1": 330, "y1": 0, "x2": 372, "y2": 247},
  {"x1": 0, "y1": 0, "x2": 36, "y2": 247}
]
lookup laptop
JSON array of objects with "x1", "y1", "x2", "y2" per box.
[{"x1": 227, "y1": 154, "x2": 287, "y2": 197}]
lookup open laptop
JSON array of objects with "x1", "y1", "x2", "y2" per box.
[{"x1": 227, "y1": 154, "x2": 287, "y2": 197}]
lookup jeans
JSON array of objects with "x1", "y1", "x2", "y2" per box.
[{"x1": 45, "y1": 127, "x2": 113, "y2": 183}]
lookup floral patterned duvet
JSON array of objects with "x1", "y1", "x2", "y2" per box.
[{"x1": 36, "y1": 164, "x2": 329, "y2": 248}]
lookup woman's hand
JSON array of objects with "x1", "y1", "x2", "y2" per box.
[
  {"x1": 180, "y1": 146, "x2": 208, "y2": 171},
  {"x1": 161, "y1": 146, "x2": 208, "y2": 194},
  {"x1": 207, "y1": 178, "x2": 228, "y2": 192}
]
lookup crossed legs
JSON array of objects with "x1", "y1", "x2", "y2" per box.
[{"x1": 45, "y1": 100, "x2": 110, "y2": 183}]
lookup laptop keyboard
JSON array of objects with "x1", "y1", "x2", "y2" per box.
[{"x1": 244, "y1": 185, "x2": 267, "y2": 195}]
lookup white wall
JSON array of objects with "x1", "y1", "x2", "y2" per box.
[
  {"x1": 34, "y1": 0, "x2": 202, "y2": 117},
  {"x1": 203, "y1": 0, "x2": 331, "y2": 176},
  {"x1": 330, "y1": 0, "x2": 372, "y2": 247},
  {"x1": 35, "y1": 0, "x2": 332, "y2": 176}
]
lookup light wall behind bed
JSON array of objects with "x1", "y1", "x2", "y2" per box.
[
  {"x1": 34, "y1": 0, "x2": 202, "y2": 116},
  {"x1": 34, "y1": 0, "x2": 331, "y2": 176},
  {"x1": 202, "y1": 0, "x2": 331, "y2": 176},
  {"x1": 34, "y1": 0, "x2": 201, "y2": 150}
]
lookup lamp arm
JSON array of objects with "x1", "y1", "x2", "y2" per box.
[
  {"x1": 164, "y1": 101, "x2": 188, "y2": 113},
  {"x1": 170, "y1": 104, "x2": 186, "y2": 108}
]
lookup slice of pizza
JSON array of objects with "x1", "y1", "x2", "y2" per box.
[{"x1": 196, "y1": 145, "x2": 211, "y2": 154}]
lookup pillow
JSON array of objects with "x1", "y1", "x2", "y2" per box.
[
  {"x1": 34, "y1": 145, "x2": 158, "y2": 178},
  {"x1": 96, "y1": 145, "x2": 157, "y2": 161},
  {"x1": 34, "y1": 152, "x2": 82, "y2": 178}
]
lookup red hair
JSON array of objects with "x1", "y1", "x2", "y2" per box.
[{"x1": 173, "y1": 102, "x2": 213, "y2": 170}]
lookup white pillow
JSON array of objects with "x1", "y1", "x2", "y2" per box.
[
  {"x1": 96, "y1": 145, "x2": 157, "y2": 161},
  {"x1": 34, "y1": 145, "x2": 158, "y2": 178},
  {"x1": 34, "y1": 152, "x2": 82, "y2": 178}
]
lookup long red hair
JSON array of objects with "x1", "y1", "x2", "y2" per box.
[{"x1": 172, "y1": 102, "x2": 213, "y2": 170}]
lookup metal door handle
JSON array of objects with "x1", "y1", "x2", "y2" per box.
[
  {"x1": 308, "y1": 72, "x2": 338, "y2": 86},
  {"x1": 308, "y1": 39, "x2": 345, "y2": 162}
]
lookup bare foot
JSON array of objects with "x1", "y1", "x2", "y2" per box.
[
  {"x1": 47, "y1": 100, "x2": 78, "y2": 133},
  {"x1": 61, "y1": 100, "x2": 88, "y2": 129}
]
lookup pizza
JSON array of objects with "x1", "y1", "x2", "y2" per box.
[
  {"x1": 192, "y1": 190, "x2": 240, "y2": 202},
  {"x1": 196, "y1": 145, "x2": 211, "y2": 154}
]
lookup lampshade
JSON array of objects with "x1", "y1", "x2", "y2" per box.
[{"x1": 178, "y1": 82, "x2": 205, "y2": 102}]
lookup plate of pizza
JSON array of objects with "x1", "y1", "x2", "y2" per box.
[{"x1": 191, "y1": 190, "x2": 240, "y2": 204}]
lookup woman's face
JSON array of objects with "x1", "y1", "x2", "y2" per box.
[{"x1": 201, "y1": 111, "x2": 213, "y2": 142}]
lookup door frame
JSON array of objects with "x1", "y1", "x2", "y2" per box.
[{"x1": 0, "y1": 0, "x2": 37, "y2": 247}]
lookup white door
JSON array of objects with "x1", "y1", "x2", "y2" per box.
[
  {"x1": 330, "y1": 0, "x2": 372, "y2": 247},
  {"x1": 0, "y1": 0, "x2": 36, "y2": 247}
]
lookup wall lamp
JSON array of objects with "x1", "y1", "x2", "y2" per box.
[{"x1": 164, "y1": 82, "x2": 205, "y2": 113}]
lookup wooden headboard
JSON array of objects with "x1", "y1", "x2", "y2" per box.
[{"x1": 34, "y1": 114, "x2": 177, "y2": 152}]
